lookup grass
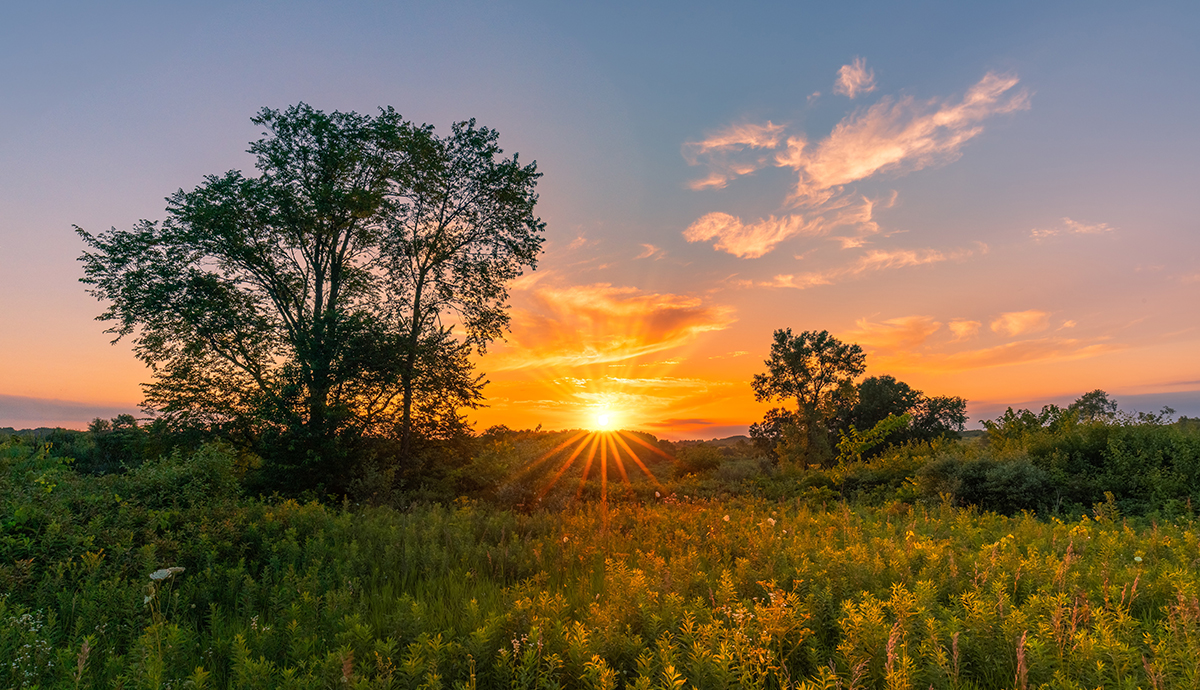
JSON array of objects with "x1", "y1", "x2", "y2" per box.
[{"x1": 4, "y1": 432, "x2": 1200, "y2": 688}]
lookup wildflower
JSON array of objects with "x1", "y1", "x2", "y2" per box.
[
  {"x1": 1134, "y1": 556, "x2": 1143, "y2": 563},
  {"x1": 723, "y1": 515, "x2": 730, "y2": 522},
  {"x1": 655, "y1": 491, "x2": 661, "y2": 498},
  {"x1": 767, "y1": 518, "x2": 776, "y2": 526},
  {"x1": 563, "y1": 535, "x2": 569, "y2": 543},
  {"x1": 149, "y1": 566, "x2": 185, "y2": 581}
]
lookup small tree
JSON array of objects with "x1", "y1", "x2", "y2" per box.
[
  {"x1": 1069, "y1": 389, "x2": 1118, "y2": 421},
  {"x1": 751, "y1": 328, "x2": 866, "y2": 464},
  {"x1": 78, "y1": 104, "x2": 544, "y2": 489}
]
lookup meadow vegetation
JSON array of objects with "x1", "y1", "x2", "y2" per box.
[{"x1": 4, "y1": 407, "x2": 1200, "y2": 688}]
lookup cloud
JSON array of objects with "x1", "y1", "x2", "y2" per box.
[
  {"x1": 782, "y1": 72, "x2": 1029, "y2": 199},
  {"x1": 948, "y1": 320, "x2": 981, "y2": 340},
  {"x1": 845, "y1": 315, "x2": 941, "y2": 351},
  {"x1": 766, "y1": 246, "x2": 964, "y2": 289},
  {"x1": 834, "y1": 57, "x2": 876, "y2": 99},
  {"x1": 683, "y1": 212, "x2": 824, "y2": 258},
  {"x1": 850, "y1": 327, "x2": 1115, "y2": 373},
  {"x1": 1030, "y1": 217, "x2": 1115, "y2": 240},
  {"x1": 682, "y1": 71, "x2": 1028, "y2": 257},
  {"x1": 685, "y1": 193, "x2": 892, "y2": 258},
  {"x1": 990, "y1": 310, "x2": 1049, "y2": 337},
  {"x1": 635, "y1": 243, "x2": 665, "y2": 260},
  {"x1": 643, "y1": 418, "x2": 715, "y2": 429},
  {"x1": 496, "y1": 279, "x2": 736, "y2": 369},
  {"x1": 921, "y1": 338, "x2": 1116, "y2": 371},
  {"x1": 682, "y1": 121, "x2": 788, "y2": 189}
]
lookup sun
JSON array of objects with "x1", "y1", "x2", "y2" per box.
[{"x1": 595, "y1": 413, "x2": 613, "y2": 430}]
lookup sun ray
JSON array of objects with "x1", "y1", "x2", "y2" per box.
[
  {"x1": 512, "y1": 430, "x2": 591, "y2": 481},
  {"x1": 599, "y1": 432, "x2": 608, "y2": 503},
  {"x1": 576, "y1": 433, "x2": 602, "y2": 499},
  {"x1": 613, "y1": 431, "x2": 665, "y2": 488},
  {"x1": 606, "y1": 432, "x2": 631, "y2": 486},
  {"x1": 619, "y1": 430, "x2": 679, "y2": 462},
  {"x1": 538, "y1": 431, "x2": 594, "y2": 500}
]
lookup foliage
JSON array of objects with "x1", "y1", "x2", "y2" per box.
[
  {"x1": 751, "y1": 329, "x2": 866, "y2": 466},
  {"x1": 6, "y1": 428, "x2": 1200, "y2": 688},
  {"x1": 77, "y1": 103, "x2": 544, "y2": 490}
]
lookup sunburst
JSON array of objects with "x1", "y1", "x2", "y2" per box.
[{"x1": 507, "y1": 425, "x2": 678, "y2": 505}]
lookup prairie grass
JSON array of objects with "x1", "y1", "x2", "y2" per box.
[{"x1": 5, "y1": 436, "x2": 1200, "y2": 688}]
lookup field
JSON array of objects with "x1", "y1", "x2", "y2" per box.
[{"x1": 4, "y1": 422, "x2": 1200, "y2": 689}]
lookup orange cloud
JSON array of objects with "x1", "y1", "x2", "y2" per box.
[
  {"x1": 495, "y1": 280, "x2": 736, "y2": 369},
  {"x1": 1030, "y1": 217, "x2": 1115, "y2": 240},
  {"x1": 841, "y1": 313, "x2": 1116, "y2": 374},
  {"x1": 682, "y1": 121, "x2": 788, "y2": 189},
  {"x1": 683, "y1": 212, "x2": 824, "y2": 258},
  {"x1": 684, "y1": 194, "x2": 893, "y2": 258},
  {"x1": 834, "y1": 57, "x2": 876, "y2": 99},
  {"x1": 845, "y1": 315, "x2": 942, "y2": 351},
  {"x1": 949, "y1": 319, "x2": 981, "y2": 340},
  {"x1": 684, "y1": 73, "x2": 1027, "y2": 258},
  {"x1": 782, "y1": 72, "x2": 1029, "y2": 198},
  {"x1": 767, "y1": 246, "x2": 966, "y2": 289},
  {"x1": 991, "y1": 310, "x2": 1049, "y2": 337},
  {"x1": 914, "y1": 338, "x2": 1117, "y2": 372}
]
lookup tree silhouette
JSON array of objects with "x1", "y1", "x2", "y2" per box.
[{"x1": 78, "y1": 104, "x2": 544, "y2": 487}]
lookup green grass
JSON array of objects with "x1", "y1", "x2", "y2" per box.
[{"x1": 4, "y1": 435, "x2": 1200, "y2": 688}]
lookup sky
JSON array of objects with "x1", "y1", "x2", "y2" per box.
[{"x1": 1, "y1": 1, "x2": 1198, "y2": 438}]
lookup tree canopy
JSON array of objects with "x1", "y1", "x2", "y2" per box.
[
  {"x1": 78, "y1": 103, "x2": 544, "y2": 487},
  {"x1": 750, "y1": 329, "x2": 866, "y2": 462},
  {"x1": 750, "y1": 331, "x2": 966, "y2": 464}
]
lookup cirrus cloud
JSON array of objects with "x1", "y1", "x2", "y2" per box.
[
  {"x1": 781, "y1": 72, "x2": 1029, "y2": 198},
  {"x1": 765, "y1": 246, "x2": 976, "y2": 289},
  {"x1": 683, "y1": 212, "x2": 824, "y2": 258},
  {"x1": 683, "y1": 70, "x2": 1030, "y2": 257},
  {"x1": 834, "y1": 57, "x2": 876, "y2": 99},
  {"x1": 682, "y1": 121, "x2": 788, "y2": 190}
]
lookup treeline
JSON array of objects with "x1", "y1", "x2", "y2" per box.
[{"x1": 6, "y1": 389, "x2": 1198, "y2": 519}]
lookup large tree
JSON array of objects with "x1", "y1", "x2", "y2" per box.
[
  {"x1": 78, "y1": 104, "x2": 544, "y2": 482},
  {"x1": 750, "y1": 328, "x2": 866, "y2": 463}
]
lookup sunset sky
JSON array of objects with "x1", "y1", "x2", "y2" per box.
[{"x1": 2, "y1": 2, "x2": 1198, "y2": 438}]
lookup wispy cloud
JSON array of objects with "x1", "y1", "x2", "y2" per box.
[
  {"x1": 682, "y1": 121, "x2": 788, "y2": 190},
  {"x1": 684, "y1": 193, "x2": 892, "y2": 257},
  {"x1": 781, "y1": 72, "x2": 1029, "y2": 199},
  {"x1": 991, "y1": 310, "x2": 1049, "y2": 337},
  {"x1": 834, "y1": 57, "x2": 876, "y2": 99},
  {"x1": 683, "y1": 71, "x2": 1029, "y2": 257},
  {"x1": 919, "y1": 338, "x2": 1117, "y2": 371},
  {"x1": 495, "y1": 278, "x2": 736, "y2": 369},
  {"x1": 948, "y1": 320, "x2": 981, "y2": 340},
  {"x1": 845, "y1": 315, "x2": 941, "y2": 350},
  {"x1": 635, "y1": 243, "x2": 666, "y2": 260},
  {"x1": 683, "y1": 213, "x2": 823, "y2": 258},
  {"x1": 1030, "y1": 217, "x2": 1115, "y2": 240},
  {"x1": 766, "y1": 246, "x2": 968, "y2": 289},
  {"x1": 842, "y1": 314, "x2": 1115, "y2": 372}
]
